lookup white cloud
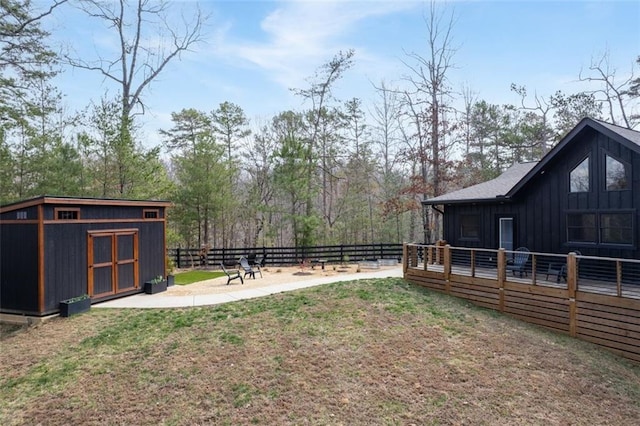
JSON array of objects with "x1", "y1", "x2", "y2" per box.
[{"x1": 208, "y1": 1, "x2": 417, "y2": 90}]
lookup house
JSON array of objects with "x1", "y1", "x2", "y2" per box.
[
  {"x1": 0, "y1": 196, "x2": 171, "y2": 316},
  {"x1": 423, "y1": 117, "x2": 640, "y2": 259}
]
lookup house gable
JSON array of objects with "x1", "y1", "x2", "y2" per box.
[{"x1": 426, "y1": 118, "x2": 640, "y2": 259}]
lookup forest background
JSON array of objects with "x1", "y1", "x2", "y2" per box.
[{"x1": 1, "y1": 1, "x2": 639, "y2": 250}]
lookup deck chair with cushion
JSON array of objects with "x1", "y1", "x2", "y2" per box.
[
  {"x1": 220, "y1": 263, "x2": 243, "y2": 285},
  {"x1": 506, "y1": 247, "x2": 530, "y2": 277},
  {"x1": 240, "y1": 256, "x2": 262, "y2": 279}
]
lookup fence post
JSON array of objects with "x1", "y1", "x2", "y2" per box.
[
  {"x1": 402, "y1": 244, "x2": 408, "y2": 273},
  {"x1": 567, "y1": 252, "x2": 577, "y2": 337},
  {"x1": 498, "y1": 248, "x2": 506, "y2": 312},
  {"x1": 176, "y1": 247, "x2": 181, "y2": 269}
]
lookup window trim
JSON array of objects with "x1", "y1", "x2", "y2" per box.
[
  {"x1": 569, "y1": 155, "x2": 590, "y2": 193},
  {"x1": 566, "y1": 212, "x2": 597, "y2": 244},
  {"x1": 54, "y1": 207, "x2": 80, "y2": 220},
  {"x1": 143, "y1": 209, "x2": 160, "y2": 219},
  {"x1": 603, "y1": 151, "x2": 631, "y2": 192},
  {"x1": 599, "y1": 211, "x2": 634, "y2": 246},
  {"x1": 566, "y1": 210, "x2": 635, "y2": 247},
  {"x1": 459, "y1": 214, "x2": 481, "y2": 241}
]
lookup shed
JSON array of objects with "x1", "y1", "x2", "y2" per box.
[
  {"x1": 0, "y1": 196, "x2": 171, "y2": 316},
  {"x1": 424, "y1": 117, "x2": 640, "y2": 259}
]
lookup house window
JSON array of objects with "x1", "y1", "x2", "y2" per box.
[
  {"x1": 600, "y1": 213, "x2": 633, "y2": 245},
  {"x1": 567, "y1": 213, "x2": 596, "y2": 243},
  {"x1": 569, "y1": 156, "x2": 589, "y2": 192},
  {"x1": 460, "y1": 214, "x2": 481, "y2": 239},
  {"x1": 605, "y1": 154, "x2": 629, "y2": 191},
  {"x1": 143, "y1": 209, "x2": 159, "y2": 219},
  {"x1": 55, "y1": 208, "x2": 80, "y2": 220},
  {"x1": 16, "y1": 211, "x2": 27, "y2": 220}
]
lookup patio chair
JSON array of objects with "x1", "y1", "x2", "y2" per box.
[
  {"x1": 253, "y1": 254, "x2": 266, "y2": 267},
  {"x1": 506, "y1": 247, "x2": 530, "y2": 277},
  {"x1": 546, "y1": 251, "x2": 581, "y2": 283},
  {"x1": 240, "y1": 256, "x2": 261, "y2": 279},
  {"x1": 220, "y1": 263, "x2": 243, "y2": 285}
]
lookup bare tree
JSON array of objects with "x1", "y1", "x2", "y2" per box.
[
  {"x1": 579, "y1": 51, "x2": 637, "y2": 129},
  {"x1": 292, "y1": 49, "x2": 355, "y2": 247},
  {"x1": 65, "y1": 0, "x2": 205, "y2": 195},
  {"x1": 66, "y1": 0, "x2": 205, "y2": 121},
  {"x1": 401, "y1": 0, "x2": 457, "y2": 242}
]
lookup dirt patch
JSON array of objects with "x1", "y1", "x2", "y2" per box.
[
  {"x1": 165, "y1": 264, "x2": 374, "y2": 297},
  {"x1": 1, "y1": 278, "x2": 639, "y2": 425}
]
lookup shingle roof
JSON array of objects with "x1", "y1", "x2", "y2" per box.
[
  {"x1": 423, "y1": 162, "x2": 537, "y2": 205},
  {"x1": 424, "y1": 118, "x2": 640, "y2": 206},
  {"x1": 593, "y1": 119, "x2": 640, "y2": 146}
]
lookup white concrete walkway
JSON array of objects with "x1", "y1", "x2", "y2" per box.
[{"x1": 95, "y1": 267, "x2": 404, "y2": 309}]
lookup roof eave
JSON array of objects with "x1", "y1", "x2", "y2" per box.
[{"x1": 422, "y1": 196, "x2": 511, "y2": 206}]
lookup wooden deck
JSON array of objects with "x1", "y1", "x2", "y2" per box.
[
  {"x1": 403, "y1": 244, "x2": 640, "y2": 362},
  {"x1": 416, "y1": 262, "x2": 640, "y2": 300}
]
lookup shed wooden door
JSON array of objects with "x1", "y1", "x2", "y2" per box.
[{"x1": 88, "y1": 229, "x2": 139, "y2": 298}]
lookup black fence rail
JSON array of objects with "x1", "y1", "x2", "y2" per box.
[{"x1": 168, "y1": 243, "x2": 403, "y2": 269}]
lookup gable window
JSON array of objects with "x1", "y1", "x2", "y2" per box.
[
  {"x1": 600, "y1": 213, "x2": 633, "y2": 245},
  {"x1": 55, "y1": 208, "x2": 80, "y2": 220},
  {"x1": 460, "y1": 214, "x2": 481, "y2": 239},
  {"x1": 569, "y1": 156, "x2": 589, "y2": 192},
  {"x1": 567, "y1": 213, "x2": 596, "y2": 243},
  {"x1": 143, "y1": 209, "x2": 159, "y2": 219},
  {"x1": 605, "y1": 154, "x2": 630, "y2": 191}
]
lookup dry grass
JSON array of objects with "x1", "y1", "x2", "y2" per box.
[{"x1": 1, "y1": 277, "x2": 639, "y2": 425}]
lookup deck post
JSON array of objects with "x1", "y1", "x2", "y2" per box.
[
  {"x1": 567, "y1": 252, "x2": 577, "y2": 337},
  {"x1": 497, "y1": 248, "x2": 506, "y2": 312},
  {"x1": 444, "y1": 245, "x2": 451, "y2": 294}
]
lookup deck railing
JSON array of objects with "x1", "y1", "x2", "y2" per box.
[{"x1": 403, "y1": 243, "x2": 640, "y2": 362}]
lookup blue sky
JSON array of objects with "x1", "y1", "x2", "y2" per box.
[{"x1": 49, "y1": 0, "x2": 639, "y2": 146}]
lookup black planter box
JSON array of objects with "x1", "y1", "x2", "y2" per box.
[
  {"x1": 144, "y1": 280, "x2": 167, "y2": 294},
  {"x1": 59, "y1": 297, "x2": 91, "y2": 317}
]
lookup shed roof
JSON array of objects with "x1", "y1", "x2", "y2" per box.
[
  {"x1": 423, "y1": 117, "x2": 640, "y2": 206},
  {"x1": 0, "y1": 195, "x2": 172, "y2": 213}
]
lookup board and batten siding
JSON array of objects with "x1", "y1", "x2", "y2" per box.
[{"x1": 441, "y1": 127, "x2": 639, "y2": 259}]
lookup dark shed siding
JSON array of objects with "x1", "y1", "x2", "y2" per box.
[
  {"x1": 43, "y1": 223, "x2": 89, "y2": 312},
  {"x1": 138, "y1": 222, "x2": 165, "y2": 284},
  {"x1": 43, "y1": 220, "x2": 165, "y2": 313},
  {"x1": 42, "y1": 204, "x2": 165, "y2": 221},
  {"x1": 0, "y1": 224, "x2": 39, "y2": 314}
]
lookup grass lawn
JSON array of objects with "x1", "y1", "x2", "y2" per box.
[
  {"x1": 1, "y1": 277, "x2": 639, "y2": 425},
  {"x1": 173, "y1": 270, "x2": 225, "y2": 285}
]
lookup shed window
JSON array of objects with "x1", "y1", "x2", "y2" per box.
[
  {"x1": 567, "y1": 213, "x2": 596, "y2": 243},
  {"x1": 143, "y1": 209, "x2": 159, "y2": 219},
  {"x1": 605, "y1": 154, "x2": 629, "y2": 191},
  {"x1": 55, "y1": 208, "x2": 80, "y2": 220},
  {"x1": 600, "y1": 213, "x2": 633, "y2": 245},
  {"x1": 569, "y1": 157, "x2": 589, "y2": 192},
  {"x1": 460, "y1": 214, "x2": 481, "y2": 239}
]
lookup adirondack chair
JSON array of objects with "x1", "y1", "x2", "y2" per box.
[
  {"x1": 240, "y1": 256, "x2": 261, "y2": 279},
  {"x1": 506, "y1": 247, "x2": 530, "y2": 277},
  {"x1": 220, "y1": 263, "x2": 243, "y2": 285}
]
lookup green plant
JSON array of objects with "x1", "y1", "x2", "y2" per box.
[
  {"x1": 149, "y1": 275, "x2": 164, "y2": 285},
  {"x1": 166, "y1": 255, "x2": 175, "y2": 274},
  {"x1": 63, "y1": 294, "x2": 90, "y2": 303}
]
